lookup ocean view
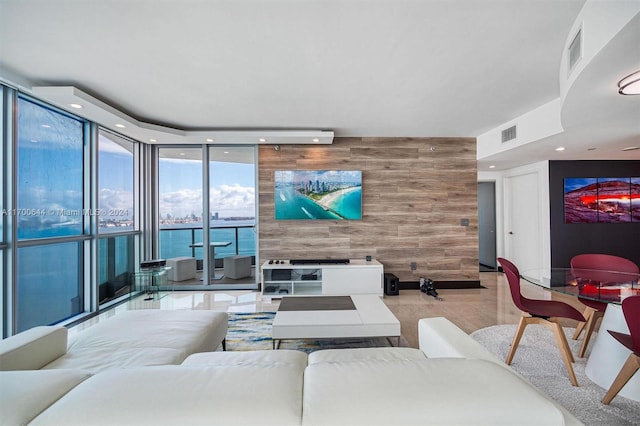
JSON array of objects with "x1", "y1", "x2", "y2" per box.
[
  {"x1": 16, "y1": 219, "x2": 256, "y2": 260},
  {"x1": 158, "y1": 220, "x2": 256, "y2": 259}
]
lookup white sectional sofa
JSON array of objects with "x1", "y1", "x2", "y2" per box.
[{"x1": 0, "y1": 316, "x2": 582, "y2": 426}]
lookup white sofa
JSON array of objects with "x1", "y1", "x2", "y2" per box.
[
  {"x1": 0, "y1": 309, "x2": 229, "y2": 425},
  {"x1": 1, "y1": 316, "x2": 582, "y2": 426},
  {"x1": 0, "y1": 309, "x2": 228, "y2": 374}
]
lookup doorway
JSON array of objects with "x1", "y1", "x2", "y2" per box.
[
  {"x1": 156, "y1": 146, "x2": 258, "y2": 289},
  {"x1": 478, "y1": 181, "x2": 497, "y2": 271},
  {"x1": 504, "y1": 172, "x2": 541, "y2": 274}
]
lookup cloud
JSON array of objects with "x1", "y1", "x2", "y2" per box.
[
  {"x1": 210, "y1": 184, "x2": 255, "y2": 217},
  {"x1": 99, "y1": 188, "x2": 134, "y2": 218},
  {"x1": 159, "y1": 184, "x2": 255, "y2": 218}
]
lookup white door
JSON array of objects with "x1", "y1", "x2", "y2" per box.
[{"x1": 504, "y1": 172, "x2": 540, "y2": 274}]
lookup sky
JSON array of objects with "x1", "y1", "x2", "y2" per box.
[{"x1": 158, "y1": 156, "x2": 255, "y2": 219}]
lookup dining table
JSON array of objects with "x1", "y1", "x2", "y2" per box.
[
  {"x1": 520, "y1": 267, "x2": 639, "y2": 402},
  {"x1": 189, "y1": 241, "x2": 232, "y2": 280}
]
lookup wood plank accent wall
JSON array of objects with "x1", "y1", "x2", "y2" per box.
[{"x1": 258, "y1": 137, "x2": 479, "y2": 282}]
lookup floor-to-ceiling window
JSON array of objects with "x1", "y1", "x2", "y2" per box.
[
  {"x1": 209, "y1": 145, "x2": 257, "y2": 270},
  {"x1": 14, "y1": 96, "x2": 89, "y2": 332},
  {"x1": 158, "y1": 147, "x2": 204, "y2": 267},
  {"x1": 0, "y1": 85, "x2": 6, "y2": 335},
  {"x1": 157, "y1": 145, "x2": 257, "y2": 288},
  {"x1": 97, "y1": 131, "x2": 138, "y2": 306},
  {"x1": 0, "y1": 84, "x2": 260, "y2": 335}
]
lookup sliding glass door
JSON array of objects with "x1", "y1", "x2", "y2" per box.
[
  {"x1": 209, "y1": 146, "x2": 257, "y2": 286},
  {"x1": 157, "y1": 145, "x2": 257, "y2": 289}
]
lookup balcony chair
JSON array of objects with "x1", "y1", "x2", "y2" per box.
[
  {"x1": 570, "y1": 254, "x2": 639, "y2": 358},
  {"x1": 602, "y1": 295, "x2": 640, "y2": 404},
  {"x1": 497, "y1": 257, "x2": 585, "y2": 386}
]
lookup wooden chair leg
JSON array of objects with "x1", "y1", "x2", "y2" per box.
[
  {"x1": 578, "y1": 310, "x2": 603, "y2": 358},
  {"x1": 602, "y1": 353, "x2": 640, "y2": 405},
  {"x1": 572, "y1": 307, "x2": 594, "y2": 340},
  {"x1": 506, "y1": 314, "x2": 527, "y2": 365},
  {"x1": 546, "y1": 319, "x2": 579, "y2": 386}
]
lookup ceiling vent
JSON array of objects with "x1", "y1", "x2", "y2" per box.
[
  {"x1": 568, "y1": 28, "x2": 582, "y2": 73},
  {"x1": 501, "y1": 125, "x2": 517, "y2": 143}
]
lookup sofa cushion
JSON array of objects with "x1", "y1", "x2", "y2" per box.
[
  {"x1": 308, "y1": 347, "x2": 426, "y2": 365},
  {"x1": 183, "y1": 349, "x2": 308, "y2": 368},
  {"x1": 44, "y1": 310, "x2": 228, "y2": 372},
  {"x1": 302, "y1": 358, "x2": 566, "y2": 425},
  {"x1": 0, "y1": 369, "x2": 91, "y2": 426},
  {"x1": 31, "y1": 364, "x2": 305, "y2": 426},
  {"x1": 0, "y1": 326, "x2": 67, "y2": 371},
  {"x1": 43, "y1": 346, "x2": 190, "y2": 372}
]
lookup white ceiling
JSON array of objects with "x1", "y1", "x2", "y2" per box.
[{"x1": 1, "y1": 0, "x2": 638, "y2": 170}]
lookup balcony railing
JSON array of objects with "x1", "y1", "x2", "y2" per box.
[{"x1": 159, "y1": 223, "x2": 256, "y2": 268}]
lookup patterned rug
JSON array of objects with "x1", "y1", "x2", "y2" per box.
[
  {"x1": 225, "y1": 312, "x2": 407, "y2": 352},
  {"x1": 471, "y1": 324, "x2": 640, "y2": 426}
]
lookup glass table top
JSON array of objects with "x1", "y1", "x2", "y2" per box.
[{"x1": 520, "y1": 268, "x2": 640, "y2": 305}]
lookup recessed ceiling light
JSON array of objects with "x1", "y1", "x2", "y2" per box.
[
  {"x1": 114, "y1": 124, "x2": 125, "y2": 128},
  {"x1": 622, "y1": 146, "x2": 640, "y2": 151},
  {"x1": 223, "y1": 151, "x2": 229, "y2": 154},
  {"x1": 149, "y1": 138, "x2": 157, "y2": 142},
  {"x1": 489, "y1": 165, "x2": 496, "y2": 169},
  {"x1": 259, "y1": 138, "x2": 267, "y2": 143},
  {"x1": 206, "y1": 138, "x2": 214, "y2": 142},
  {"x1": 69, "y1": 103, "x2": 83, "y2": 109},
  {"x1": 555, "y1": 147, "x2": 565, "y2": 151},
  {"x1": 179, "y1": 152, "x2": 185, "y2": 156},
  {"x1": 312, "y1": 138, "x2": 320, "y2": 143}
]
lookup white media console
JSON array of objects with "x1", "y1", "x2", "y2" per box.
[{"x1": 261, "y1": 259, "x2": 384, "y2": 298}]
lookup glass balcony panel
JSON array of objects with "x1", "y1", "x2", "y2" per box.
[
  {"x1": 98, "y1": 234, "x2": 135, "y2": 305},
  {"x1": 16, "y1": 241, "x2": 83, "y2": 332}
]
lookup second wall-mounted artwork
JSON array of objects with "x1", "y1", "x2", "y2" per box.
[
  {"x1": 275, "y1": 170, "x2": 362, "y2": 220},
  {"x1": 564, "y1": 177, "x2": 640, "y2": 223}
]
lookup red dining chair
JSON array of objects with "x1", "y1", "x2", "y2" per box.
[
  {"x1": 498, "y1": 257, "x2": 585, "y2": 386},
  {"x1": 571, "y1": 254, "x2": 639, "y2": 357},
  {"x1": 602, "y1": 295, "x2": 640, "y2": 404}
]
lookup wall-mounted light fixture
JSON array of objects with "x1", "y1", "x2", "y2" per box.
[{"x1": 618, "y1": 70, "x2": 640, "y2": 95}]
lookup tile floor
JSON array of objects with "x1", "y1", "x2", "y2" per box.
[{"x1": 71, "y1": 271, "x2": 588, "y2": 349}]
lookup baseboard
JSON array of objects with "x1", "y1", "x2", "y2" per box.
[{"x1": 399, "y1": 280, "x2": 483, "y2": 290}]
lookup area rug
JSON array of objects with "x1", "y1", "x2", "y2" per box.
[
  {"x1": 471, "y1": 324, "x2": 640, "y2": 426},
  {"x1": 225, "y1": 312, "x2": 407, "y2": 353}
]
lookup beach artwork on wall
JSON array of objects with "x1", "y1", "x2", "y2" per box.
[
  {"x1": 564, "y1": 177, "x2": 640, "y2": 223},
  {"x1": 274, "y1": 170, "x2": 362, "y2": 220}
]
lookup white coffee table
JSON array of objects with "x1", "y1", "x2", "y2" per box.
[{"x1": 272, "y1": 294, "x2": 401, "y2": 349}]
